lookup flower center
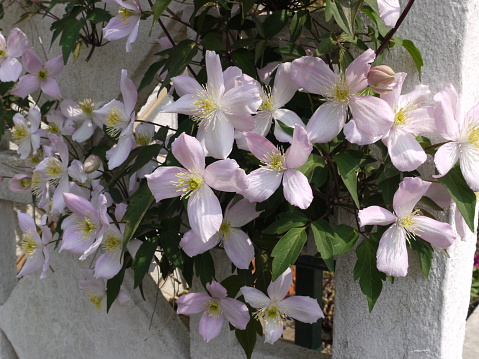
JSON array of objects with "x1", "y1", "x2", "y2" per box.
[
  {"x1": 20, "y1": 177, "x2": 32, "y2": 189},
  {"x1": 192, "y1": 86, "x2": 221, "y2": 125},
  {"x1": 101, "y1": 228, "x2": 123, "y2": 254},
  {"x1": 262, "y1": 150, "x2": 286, "y2": 172},
  {"x1": 255, "y1": 302, "x2": 285, "y2": 326},
  {"x1": 12, "y1": 124, "x2": 29, "y2": 141},
  {"x1": 206, "y1": 298, "x2": 223, "y2": 318},
  {"x1": 37, "y1": 69, "x2": 48, "y2": 80},
  {"x1": 31, "y1": 171, "x2": 44, "y2": 196},
  {"x1": 258, "y1": 89, "x2": 274, "y2": 113},
  {"x1": 467, "y1": 124, "x2": 479, "y2": 148},
  {"x1": 105, "y1": 106, "x2": 127, "y2": 137},
  {"x1": 134, "y1": 128, "x2": 153, "y2": 146},
  {"x1": 0, "y1": 49, "x2": 6, "y2": 59},
  {"x1": 219, "y1": 221, "x2": 231, "y2": 238},
  {"x1": 47, "y1": 122, "x2": 60, "y2": 135},
  {"x1": 394, "y1": 107, "x2": 412, "y2": 126},
  {"x1": 118, "y1": 7, "x2": 135, "y2": 21},
  {"x1": 20, "y1": 232, "x2": 38, "y2": 255},
  {"x1": 174, "y1": 171, "x2": 204, "y2": 199},
  {"x1": 44, "y1": 158, "x2": 65, "y2": 185},
  {"x1": 76, "y1": 215, "x2": 98, "y2": 240},
  {"x1": 79, "y1": 99, "x2": 95, "y2": 116},
  {"x1": 87, "y1": 294, "x2": 104, "y2": 311},
  {"x1": 328, "y1": 80, "x2": 350, "y2": 103}
]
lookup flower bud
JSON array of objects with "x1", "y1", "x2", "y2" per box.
[
  {"x1": 368, "y1": 65, "x2": 397, "y2": 94},
  {"x1": 83, "y1": 155, "x2": 101, "y2": 174}
]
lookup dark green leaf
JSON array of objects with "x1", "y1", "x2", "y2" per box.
[
  {"x1": 254, "y1": 251, "x2": 272, "y2": 293},
  {"x1": 127, "y1": 144, "x2": 161, "y2": 175},
  {"x1": 40, "y1": 100, "x2": 56, "y2": 116},
  {"x1": 271, "y1": 227, "x2": 307, "y2": 281},
  {"x1": 241, "y1": 0, "x2": 255, "y2": 19},
  {"x1": 276, "y1": 43, "x2": 306, "y2": 58},
  {"x1": 132, "y1": 236, "x2": 159, "y2": 288},
  {"x1": 254, "y1": 40, "x2": 266, "y2": 64},
  {"x1": 201, "y1": 31, "x2": 225, "y2": 51},
  {"x1": 276, "y1": 120, "x2": 294, "y2": 137},
  {"x1": 59, "y1": 18, "x2": 84, "y2": 64},
  {"x1": 139, "y1": 59, "x2": 167, "y2": 91},
  {"x1": 158, "y1": 217, "x2": 183, "y2": 269},
  {"x1": 121, "y1": 185, "x2": 155, "y2": 253},
  {"x1": 160, "y1": 39, "x2": 198, "y2": 90},
  {"x1": 86, "y1": 8, "x2": 112, "y2": 23},
  {"x1": 235, "y1": 320, "x2": 258, "y2": 359},
  {"x1": 297, "y1": 153, "x2": 327, "y2": 188},
  {"x1": 311, "y1": 220, "x2": 335, "y2": 271},
  {"x1": 195, "y1": 252, "x2": 215, "y2": 287},
  {"x1": 262, "y1": 210, "x2": 309, "y2": 235},
  {"x1": 402, "y1": 40, "x2": 423, "y2": 80},
  {"x1": 317, "y1": 36, "x2": 335, "y2": 56},
  {"x1": 409, "y1": 237, "x2": 433, "y2": 278},
  {"x1": 353, "y1": 235, "x2": 384, "y2": 311},
  {"x1": 438, "y1": 165, "x2": 476, "y2": 232},
  {"x1": 263, "y1": 10, "x2": 290, "y2": 38},
  {"x1": 325, "y1": 0, "x2": 351, "y2": 36},
  {"x1": 290, "y1": 10, "x2": 309, "y2": 42},
  {"x1": 337, "y1": 0, "x2": 364, "y2": 35},
  {"x1": 221, "y1": 275, "x2": 243, "y2": 297},
  {"x1": 231, "y1": 49, "x2": 257, "y2": 78},
  {"x1": 152, "y1": 0, "x2": 173, "y2": 24},
  {"x1": 106, "y1": 266, "x2": 126, "y2": 312},
  {"x1": 332, "y1": 224, "x2": 359, "y2": 255}
]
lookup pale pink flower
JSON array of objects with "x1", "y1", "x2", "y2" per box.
[
  {"x1": 46, "y1": 110, "x2": 75, "y2": 137},
  {"x1": 16, "y1": 211, "x2": 51, "y2": 279},
  {"x1": 433, "y1": 84, "x2": 479, "y2": 191},
  {"x1": 103, "y1": 0, "x2": 141, "y2": 52},
  {"x1": 79, "y1": 269, "x2": 130, "y2": 312},
  {"x1": 378, "y1": 0, "x2": 401, "y2": 28},
  {"x1": 146, "y1": 133, "x2": 248, "y2": 242},
  {"x1": 0, "y1": 28, "x2": 29, "y2": 82},
  {"x1": 367, "y1": 65, "x2": 397, "y2": 94},
  {"x1": 176, "y1": 281, "x2": 249, "y2": 343},
  {"x1": 11, "y1": 107, "x2": 44, "y2": 160},
  {"x1": 358, "y1": 177, "x2": 456, "y2": 277},
  {"x1": 162, "y1": 51, "x2": 261, "y2": 159},
  {"x1": 241, "y1": 268, "x2": 324, "y2": 344},
  {"x1": 60, "y1": 98, "x2": 103, "y2": 142},
  {"x1": 12, "y1": 50, "x2": 63, "y2": 99},
  {"x1": 180, "y1": 198, "x2": 260, "y2": 269},
  {"x1": 9, "y1": 174, "x2": 32, "y2": 193},
  {"x1": 242, "y1": 125, "x2": 313, "y2": 209},
  {"x1": 95, "y1": 69, "x2": 137, "y2": 169},
  {"x1": 291, "y1": 49, "x2": 394, "y2": 143}
]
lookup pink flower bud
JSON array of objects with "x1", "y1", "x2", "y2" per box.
[
  {"x1": 83, "y1": 155, "x2": 101, "y2": 174},
  {"x1": 368, "y1": 65, "x2": 397, "y2": 94}
]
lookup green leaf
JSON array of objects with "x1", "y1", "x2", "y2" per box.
[
  {"x1": 254, "y1": 251, "x2": 272, "y2": 293},
  {"x1": 311, "y1": 220, "x2": 335, "y2": 271},
  {"x1": 254, "y1": 40, "x2": 266, "y2": 64},
  {"x1": 86, "y1": 8, "x2": 112, "y2": 23},
  {"x1": 138, "y1": 59, "x2": 167, "y2": 91},
  {"x1": 40, "y1": 100, "x2": 56, "y2": 116},
  {"x1": 337, "y1": 0, "x2": 364, "y2": 35},
  {"x1": 276, "y1": 120, "x2": 294, "y2": 137},
  {"x1": 231, "y1": 49, "x2": 257, "y2": 78},
  {"x1": 221, "y1": 275, "x2": 243, "y2": 297},
  {"x1": 271, "y1": 227, "x2": 307, "y2": 281},
  {"x1": 353, "y1": 235, "x2": 384, "y2": 311},
  {"x1": 332, "y1": 224, "x2": 359, "y2": 255},
  {"x1": 127, "y1": 144, "x2": 161, "y2": 175},
  {"x1": 263, "y1": 10, "x2": 290, "y2": 38},
  {"x1": 317, "y1": 35, "x2": 335, "y2": 56},
  {"x1": 59, "y1": 18, "x2": 85, "y2": 64},
  {"x1": 152, "y1": 0, "x2": 173, "y2": 24},
  {"x1": 121, "y1": 185, "x2": 155, "y2": 252},
  {"x1": 200, "y1": 31, "x2": 225, "y2": 51},
  {"x1": 290, "y1": 10, "x2": 309, "y2": 42},
  {"x1": 262, "y1": 210, "x2": 309, "y2": 235},
  {"x1": 402, "y1": 40, "x2": 423, "y2": 80},
  {"x1": 158, "y1": 217, "x2": 183, "y2": 269},
  {"x1": 235, "y1": 320, "x2": 258, "y2": 359},
  {"x1": 160, "y1": 39, "x2": 198, "y2": 90},
  {"x1": 241, "y1": 0, "x2": 255, "y2": 19},
  {"x1": 132, "y1": 236, "x2": 159, "y2": 288},
  {"x1": 438, "y1": 165, "x2": 476, "y2": 232},
  {"x1": 275, "y1": 43, "x2": 306, "y2": 58},
  {"x1": 0, "y1": 3, "x2": 4, "y2": 20},
  {"x1": 296, "y1": 153, "x2": 327, "y2": 188},
  {"x1": 409, "y1": 237, "x2": 433, "y2": 278},
  {"x1": 195, "y1": 252, "x2": 215, "y2": 287},
  {"x1": 106, "y1": 265, "x2": 127, "y2": 312},
  {"x1": 325, "y1": 0, "x2": 351, "y2": 36}
]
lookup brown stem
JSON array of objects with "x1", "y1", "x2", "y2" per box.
[{"x1": 376, "y1": 0, "x2": 416, "y2": 57}]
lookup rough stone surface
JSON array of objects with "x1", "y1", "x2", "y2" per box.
[
  {"x1": 0, "y1": 200, "x2": 17, "y2": 306},
  {"x1": 334, "y1": 2, "x2": 479, "y2": 357},
  {"x1": 463, "y1": 307, "x2": 479, "y2": 359},
  {"x1": 0, "y1": 252, "x2": 189, "y2": 359},
  {"x1": 0, "y1": 151, "x2": 33, "y2": 204},
  {"x1": 0, "y1": 331, "x2": 18, "y2": 359}
]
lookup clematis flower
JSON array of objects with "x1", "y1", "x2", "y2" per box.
[
  {"x1": 60, "y1": 98, "x2": 103, "y2": 142},
  {"x1": 377, "y1": 0, "x2": 401, "y2": 28},
  {"x1": 16, "y1": 211, "x2": 51, "y2": 279},
  {"x1": 60, "y1": 192, "x2": 110, "y2": 260},
  {"x1": 358, "y1": 177, "x2": 456, "y2": 277},
  {"x1": 12, "y1": 50, "x2": 63, "y2": 99},
  {"x1": 9, "y1": 174, "x2": 32, "y2": 193},
  {"x1": 433, "y1": 84, "x2": 479, "y2": 191},
  {"x1": 102, "y1": 0, "x2": 142, "y2": 52},
  {"x1": 240, "y1": 268, "x2": 324, "y2": 344},
  {"x1": 162, "y1": 51, "x2": 261, "y2": 159},
  {"x1": 346, "y1": 72, "x2": 435, "y2": 171},
  {"x1": 180, "y1": 198, "x2": 260, "y2": 269},
  {"x1": 242, "y1": 125, "x2": 313, "y2": 209},
  {"x1": 146, "y1": 133, "x2": 248, "y2": 242},
  {"x1": 291, "y1": 49, "x2": 394, "y2": 143},
  {"x1": 176, "y1": 281, "x2": 249, "y2": 343},
  {"x1": 46, "y1": 110, "x2": 75, "y2": 137},
  {"x1": 96, "y1": 69, "x2": 137, "y2": 169},
  {"x1": 79, "y1": 269, "x2": 130, "y2": 312},
  {"x1": 11, "y1": 106, "x2": 44, "y2": 160},
  {"x1": 0, "y1": 28, "x2": 29, "y2": 82}
]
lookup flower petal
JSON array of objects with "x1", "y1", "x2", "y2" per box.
[
  {"x1": 22, "y1": 49, "x2": 42, "y2": 74},
  {"x1": 199, "y1": 312, "x2": 223, "y2": 343},
  {"x1": 291, "y1": 56, "x2": 338, "y2": 96},
  {"x1": 205, "y1": 50, "x2": 225, "y2": 95},
  {"x1": 434, "y1": 142, "x2": 459, "y2": 177},
  {"x1": 17, "y1": 211, "x2": 36, "y2": 233},
  {"x1": 263, "y1": 316, "x2": 283, "y2": 344},
  {"x1": 145, "y1": 166, "x2": 186, "y2": 202},
  {"x1": 120, "y1": 69, "x2": 137, "y2": 115},
  {"x1": 206, "y1": 281, "x2": 228, "y2": 298},
  {"x1": 176, "y1": 293, "x2": 210, "y2": 314},
  {"x1": 44, "y1": 55, "x2": 63, "y2": 77},
  {"x1": 11, "y1": 74, "x2": 40, "y2": 98},
  {"x1": 171, "y1": 133, "x2": 205, "y2": 172},
  {"x1": 345, "y1": 48, "x2": 375, "y2": 93},
  {"x1": 433, "y1": 85, "x2": 460, "y2": 141},
  {"x1": 180, "y1": 230, "x2": 219, "y2": 257},
  {"x1": 6, "y1": 28, "x2": 28, "y2": 58},
  {"x1": 377, "y1": 224, "x2": 408, "y2": 277},
  {"x1": 243, "y1": 131, "x2": 279, "y2": 162},
  {"x1": 377, "y1": 0, "x2": 401, "y2": 27},
  {"x1": 172, "y1": 75, "x2": 203, "y2": 97},
  {"x1": 204, "y1": 159, "x2": 248, "y2": 192},
  {"x1": 188, "y1": 185, "x2": 222, "y2": 242},
  {"x1": 350, "y1": 95, "x2": 394, "y2": 137},
  {"x1": 271, "y1": 62, "x2": 298, "y2": 107},
  {"x1": 267, "y1": 267, "x2": 292, "y2": 301},
  {"x1": 240, "y1": 286, "x2": 271, "y2": 308},
  {"x1": 344, "y1": 119, "x2": 381, "y2": 145},
  {"x1": 285, "y1": 125, "x2": 312, "y2": 169},
  {"x1": 227, "y1": 198, "x2": 262, "y2": 227},
  {"x1": 282, "y1": 169, "x2": 313, "y2": 209},
  {"x1": 273, "y1": 109, "x2": 305, "y2": 143},
  {"x1": 459, "y1": 144, "x2": 479, "y2": 191},
  {"x1": 221, "y1": 297, "x2": 249, "y2": 330},
  {"x1": 281, "y1": 296, "x2": 324, "y2": 323},
  {"x1": 358, "y1": 206, "x2": 396, "y2": 226},
  {"x1": 306, "y1": 101, "x2": 347, "y2": 143},
  {"x1": 94, "y1": 251, "x2": 122, "y2": 279},
  {"x1": 385, "y1": 128, "x2": 427, "y2": 171},
  {"x1": 41, "y1": 78, "x2": 62, "y2": 99},
  {"x1": 0, "y1": 57, "x2": 22, "y2": 82},
  {"x1": 393, "y1": 177, "x2": 430, "y2": 218},
  {"x1": 224, "y1": 229, "x2": 254, "y2": 269},
  {"x1": 242, "y1": 168, "x2": 283, "y2": 203},
  {"x1": 414, "y1": 216, "x2": 456, "y2": 248},
  {"x1": 202, "y1": 115, "x2": 235, "y2": 159},
  {"x1": 161, "y1": 94, "x2": 198, "y2": 115},
  {"x1": 63, "y1": 192, "x2": 97, "y2": 218}
]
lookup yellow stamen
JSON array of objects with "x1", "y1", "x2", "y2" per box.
[
  {"x1": 87, "y1": 294, "x2": 104, "y2": 311},
  {"x1": 262, "y1": 150, "x2": 286, "y2": 172},
  {"x1": 135, "y1": 129, "x2": 152, "y2": 146},
  {"x1": 467, "y1": 124, "x2": 479, "y2": 147},
  {"x1": 20, "y1": 177, "x2": 32, "y2": 189},
  {"x1": 37, "y1": 69, "x2": 48, "y2": 80},
  {"x1": 255, "y1": 302, "x2": 285, "y2": 326},
  {"x1": 20, "y1": 232, "x2": 39, "y2": 255},
  {"x1": 118, "y1": 7, "x2": 134, "y2": 21},
  {"x1": 76, "y1": 215, "x2": 98, "y2": 240},
  {"x1": 206, "y1": 298, "x2": 223, "y2": 318},
  {"x1": 44, "y1": 158, "x2": 65, "y2": 185},
  {"x1": 105, "y1": 106, "x2": 126, "y2": 137},
  {"x1": 173, "y1": 171, "x2": 204, "y2": 199},
  {"x1": 192, "y1": 86, "x2": 221, "y2": 125},
  {"x1": 101, "y1": 229, "x2": 122, "y2": 254},
  {"x1": 327, "y1": 80, "x2": 350, "y2": 103},
  {"x1": 79, "y1": 99, "x2": 95, "y2": 117},
  {"x1": 47, "y1": 122, "x2": 60, "y2": 135},
  {"x1": 12, "y1": 124, "x2": 28, "y2": 141},
  {"x1": 219, "y1": 221, "x2": 231, "y2": 238},
  {"x1": 0, "y1": 49, "x2": 6, "y2": 59},
  {"x1": 31, "y1": 171, "x2": 44, "y2": 196},
  {"x1": 258, "y1": 88, "x2": 274, "y2": 113}
]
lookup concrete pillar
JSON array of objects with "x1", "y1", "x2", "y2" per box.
[
  {"x1": 0, "y1": 331, "x2": 18, "y2": 359},
  {"x1": 0, "y1": 200, "x2": 17, "y2": 306},
  {"x1": 333, "y1": 1, "x2": 479, "y2": 358}
]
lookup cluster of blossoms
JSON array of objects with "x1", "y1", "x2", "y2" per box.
[{"x1": 2, "y1": 0, "x2": 478, "y2": 345}]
